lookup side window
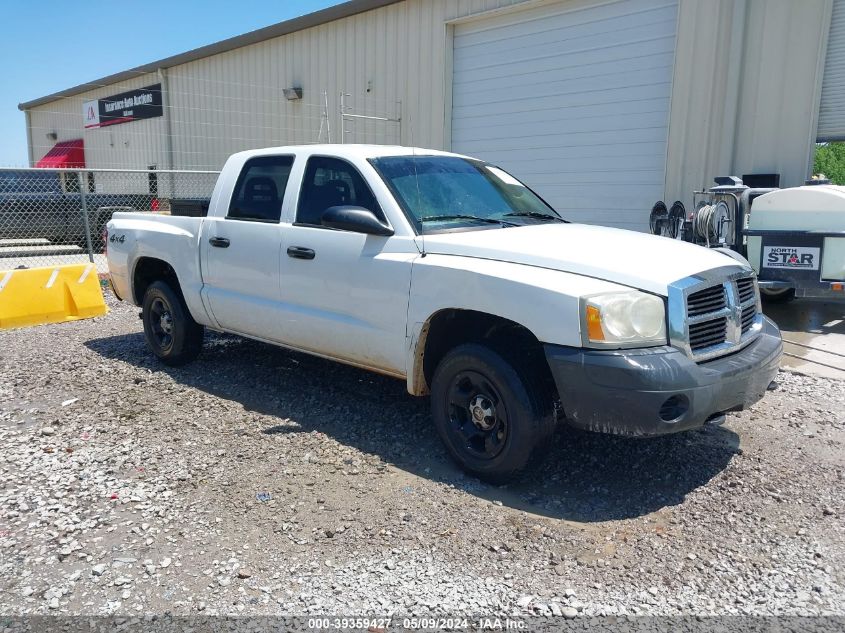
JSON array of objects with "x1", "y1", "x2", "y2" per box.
[
  {"x1": 61, "y1": 172, "x2": 95, "y2": 194},
  {"x1": 296, "y1": 156, "x2": 384, "y2": 226},
  {"x1": 62, "y1": 172, "x2": 80, "y2": 194},
  {"x1": 228, "y1": 155, "x2": 294, "y2": 222}
]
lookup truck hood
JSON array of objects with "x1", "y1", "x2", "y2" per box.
[{"x1": 416, "y1": 223, "x2": 746, "y2": 295}]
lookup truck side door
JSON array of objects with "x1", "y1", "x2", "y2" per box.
[
  {"x1": 277, "y1": 155, "x2": 417, "y2": 376},
  {"x1": 199, "y1": 155, "x2": 294, "y2": 341}
]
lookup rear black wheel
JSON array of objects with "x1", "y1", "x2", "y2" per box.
[
  {"x1": 760, "y1": 287, "x2": 796, "y2": 304},
  {"x1": 431, "y1": 343, "x2": 555, "y2": 483},
  {"x1": 142, "y1": 280, "x2": 204, "y2": 366}
]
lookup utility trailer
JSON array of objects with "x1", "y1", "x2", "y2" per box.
[{"x1": 650, "y1": 177, "x2": 845, "y2": 302}]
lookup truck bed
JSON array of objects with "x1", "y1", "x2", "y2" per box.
[{"x1": 107, "y1": 212, "x2": 206, "y2": 308}]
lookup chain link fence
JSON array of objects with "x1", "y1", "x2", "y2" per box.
[{"x1": 0, "y1": 168, "x2": 218, "y2": 274}]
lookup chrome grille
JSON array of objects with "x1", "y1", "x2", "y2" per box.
[
  {"x1": 736, "y1": 277, "x2": 758, "y2": 335},
  {"x1": 741, "y1": 305, "x2": 757, "y2": 333},
  {"x1": 736, "y1": 277, "x2": 755, "y2": 304},
  {"x1": 687, "y1": 285, "x2": 727, "y2": 317},
  {"x1": 668, "y1": 267, "x2": 764, "y2": 362},
  {"x1": 689, "y1": 317, "x2": 728, "y2": 352}
]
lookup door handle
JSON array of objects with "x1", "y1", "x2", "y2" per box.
[
  {"x1": 209, "y1": 237, "x2": 230, "y2": 248},
  {"x1": 287, "y1": 246, "x2": 315, "y2": 260}
]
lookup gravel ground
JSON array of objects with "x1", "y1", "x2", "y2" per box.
[{"x1": 1, "y1": 294, "x2": 843, "y2": 618}]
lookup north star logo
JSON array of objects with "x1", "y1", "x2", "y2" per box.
[
  {"x1": 763, "y1": 246, "x2": 819, "y2": 270},
  {"x1": 767, "y1": 250, "x2": 813, "y2": 266}
]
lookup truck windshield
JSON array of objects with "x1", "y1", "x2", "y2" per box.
[{"x1": 369, "y1": 156, "x2": 563, "y2": 233}]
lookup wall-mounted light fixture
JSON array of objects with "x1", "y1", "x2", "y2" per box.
[
  {"x1": 46, "y1": 131, "x2": 58, "y2": 141},
  {"x1": 283, "y1": 87, "x2": 303, "y2": 101}
]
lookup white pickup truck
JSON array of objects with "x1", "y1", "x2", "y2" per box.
[{"x1": 106, "y1": 145, "x2": 782, "y2": 481}]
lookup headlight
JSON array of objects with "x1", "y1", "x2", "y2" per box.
[{"x1": 583, "y1": 291, "x2": 666, "y2": 347}]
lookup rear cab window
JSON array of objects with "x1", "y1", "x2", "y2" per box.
[{"x1": 228, "y1": 156, "x2": 294, "y2": 222}]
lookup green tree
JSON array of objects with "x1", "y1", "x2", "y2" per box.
[{"x1": 813, "y1": 142, "x2": 845, "y2": 184}]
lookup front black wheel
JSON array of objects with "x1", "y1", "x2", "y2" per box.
[
  {"x1": 760, "y1": 287, "x2": 796, "y2": 304},
  {"x1": 142, "y1": 280, "x2": 204, "y2": 366},
  {"x1": 431, "y1": 343, "x2": 555, "y2": 483}
]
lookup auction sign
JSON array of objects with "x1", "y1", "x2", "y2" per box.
[{"x1": 83, "y1": 84, "x2": 163, "y2": 128}]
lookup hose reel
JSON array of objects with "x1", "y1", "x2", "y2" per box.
[
  {"x1": 649, "y1": 200, "x2": 685, "y2": 238},
  {"x1": 693, "y1": 200, "x2": 731, "y2": 245},
  {"x1": 649, "y1": 201, "x2": 669, "y2": 236}
]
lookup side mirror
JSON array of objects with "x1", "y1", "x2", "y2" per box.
[{"x1": 321, "y1": 206, "x2": 394, "y2": 236}]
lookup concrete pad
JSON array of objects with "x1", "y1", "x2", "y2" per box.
[
  {"x1": 0, "y1": 253, "x2": 109, "y2": 275},
  {"x1": 0, "y1": 238, "x2": 50, "y2": 246},
  {"x1": 763, "y1": 298, "x2": 845, "y2": 380},
  {"x1": 0, "y1": 244, "x2": 84, "y2": 257}
]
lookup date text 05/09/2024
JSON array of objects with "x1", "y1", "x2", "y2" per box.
[{"x1": 306, "y1": 617, "x2": 528, "y2": 630}]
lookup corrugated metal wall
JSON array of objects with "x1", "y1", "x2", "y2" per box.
[
  {"x1": 27, "y1": 0, "x2": 526, "y2": 171},
  {"x1": 665, "y1": 0, "x2": 833, "y2": 213},
  {"x1": 731, "y1": 0, "x2": 832, "y2": 185},
  {"x1": 27, "y1": 72, "x2": 168, "y2": 171},
  {"x1": 166, "y1": 0, "x2": 528, "y2": 168},
  {"x1": 24, "y1": 0, "x2": 835, "y2": 222}
]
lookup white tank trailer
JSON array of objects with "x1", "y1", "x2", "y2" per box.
[{"x1": 650, "y1": 177, "x2": 845, "y2": 302}]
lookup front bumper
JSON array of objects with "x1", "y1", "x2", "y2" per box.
[{"x1": 544, "y1": 316, "x2": 783, "y2": 437}]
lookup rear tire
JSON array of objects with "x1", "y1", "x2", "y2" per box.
[
  {"x1": 431, "y1": 343, "x2": 555, "y2": 483},
  {"x1": 141, "y1": 280, "x2": 204, "y2": 366},
  {"x1": 760, "y1": 287, "x2": 796, "y2": 304}
]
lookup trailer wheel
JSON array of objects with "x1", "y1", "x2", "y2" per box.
[{"x1": 760, "y1": 287, "x2": 795, "y2": 304}]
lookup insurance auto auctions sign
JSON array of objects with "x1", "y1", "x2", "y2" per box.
[
  {"x1": 763, "y1": 246, "x2": 821, "y2": 270},
  {"x1": 83, "y1": 84, "x2": 163, "y2": 128}
]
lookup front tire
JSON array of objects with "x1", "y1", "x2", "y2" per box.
[
  {"x1": 431, "y1": 343, "x2": 555, "y2": 483},
  {"x1": 141, "y1": 280, "x2": 204, "y2": 366}
]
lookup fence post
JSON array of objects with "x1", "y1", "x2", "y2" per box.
[{"x1": 78, "y1": 171, "x2": 95, "y2": 263}]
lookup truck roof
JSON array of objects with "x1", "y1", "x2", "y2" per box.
[{"x1": 229, "y1": 144, "x2": 470, "y2": 161}]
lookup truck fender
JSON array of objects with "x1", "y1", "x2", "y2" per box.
[{"x1": 406, "y1": 320, "x2": 430, "y2": 396}]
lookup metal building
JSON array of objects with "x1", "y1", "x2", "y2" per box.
[{"x1": 18, "y1": 0, "x2": 842, "y2": 230}]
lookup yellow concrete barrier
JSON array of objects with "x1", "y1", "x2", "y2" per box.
[{"x1": 0, "y1": 264, "x2": 108, "y2": 330}]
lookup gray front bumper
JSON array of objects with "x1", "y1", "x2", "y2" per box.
[{"x1": 544, "y1": 316, "x2": 783, "y2": 437}]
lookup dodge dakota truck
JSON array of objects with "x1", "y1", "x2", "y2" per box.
[{"x1": 106, "y1": 145, "x2": 783, "y2": 481}]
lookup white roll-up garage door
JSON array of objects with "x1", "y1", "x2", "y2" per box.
[
  {"x1": 818, "y1": 0, "x2": 845, "y2": 142},
  {"x1": 451, "y1": 0, "x2": 678, "y2": 231}
]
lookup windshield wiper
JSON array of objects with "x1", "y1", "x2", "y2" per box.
[
  {"x1": 419, "y1": 214, "x2": 517, "y2": 226},
  {"x1": 501, "y1": 211, "x2": 567, "y2": 222}
]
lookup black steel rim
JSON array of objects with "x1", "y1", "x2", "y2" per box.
[
  {"x1": 446, "y1": 370, "x2": 508, "y2": 460},
  {"x1": 149, "y1": 297, "x2": 174, "y2": 352}
]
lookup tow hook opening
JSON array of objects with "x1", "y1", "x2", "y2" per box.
[{"x1": 659, "y1": 395, "x2": 689, "y2": 422}]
